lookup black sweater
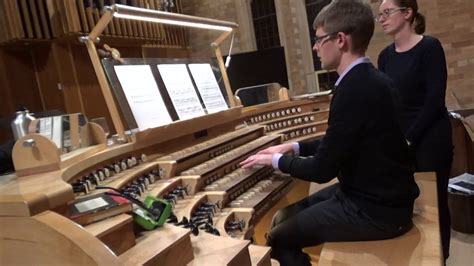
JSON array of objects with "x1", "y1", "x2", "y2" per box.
[
  {"x1": 278, "y1": 63, "x2": 419, "y2": 223},
  {"x1": 378, "y1": 36, "x2": 450, "y2": 145}
]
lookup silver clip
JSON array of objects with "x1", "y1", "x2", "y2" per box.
[{"x1": 23, "y1": 139, "x2": 36, "y2": 147}]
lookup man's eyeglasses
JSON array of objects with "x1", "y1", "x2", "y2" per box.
[
  {"x1": 312, "y1": 32, "x2": 337, "y2": 46},
  {"x1": 375, "y1": 7, "x2": 407, "y2": 22}
]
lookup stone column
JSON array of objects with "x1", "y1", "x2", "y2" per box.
[{"x1": 275, "y1": 0, "x2": 317, "y2": 95}]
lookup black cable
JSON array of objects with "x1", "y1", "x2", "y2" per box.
[{"x1": 95, "y1": 186, "x2": 160, "y2": 220}]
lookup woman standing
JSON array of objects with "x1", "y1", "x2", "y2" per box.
[{"x1": 377, "y1": 0, "x2": 453, "y2": 260}]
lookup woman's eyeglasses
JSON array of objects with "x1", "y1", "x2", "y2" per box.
[{"x1": 375, "y1": 7, "x2": 407, "y2": 22}]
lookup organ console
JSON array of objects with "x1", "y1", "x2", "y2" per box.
[{"x1": 0, "y1": 94, "x2": 332, "y2": 265}]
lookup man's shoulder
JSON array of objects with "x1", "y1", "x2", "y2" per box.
[
  {"x1": 343, "y1": 64, "x2": 392, "y2": 88},
  {"x1": 336, "y1": 64, "x2": 394, "y2": 102},
  {"x1": 367, "y1": 65, "x2": 393, "y2": 84}
]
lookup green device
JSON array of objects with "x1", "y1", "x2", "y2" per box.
[
  {"x1": 133, "y1": 195, "x2": 172, "y2": 230},
  {"x1": 96, "y1": 186, "x2": 172, "y2": 231}
]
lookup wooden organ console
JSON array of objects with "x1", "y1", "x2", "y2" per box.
[{"x1": 0, "y1": 95, "x2": 331, "y2": 265}]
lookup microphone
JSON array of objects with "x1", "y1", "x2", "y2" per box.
[
  {"x1": 225, "y1": 56, "x2": 231, "y2": 68},
  {"x1": 224, "y1": 32, "x2": 235, "y2": 68}
]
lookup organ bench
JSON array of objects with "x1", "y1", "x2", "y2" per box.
[{"x1": 317, "y1": 172, "x2": 443, "y2": 266}]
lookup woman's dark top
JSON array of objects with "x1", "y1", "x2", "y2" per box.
[{"x1": 378, "y1": 36, "x2": 450, "y2": 145}]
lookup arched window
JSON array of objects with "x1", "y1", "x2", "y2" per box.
[{"x1": 251, "y1": 0, "x2": 280, "y2": 50}]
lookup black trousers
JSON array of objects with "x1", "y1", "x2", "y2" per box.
[
  {"x1": 414, "y1": 136, "x2": 453, "y2": 260},
  {"x1": 266, "y1": 183, "x2": 412, "y2": 266}
]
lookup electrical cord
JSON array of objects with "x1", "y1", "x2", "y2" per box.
[{"x1": 95, "y1": 186, "x2": 161, "y2": 220}]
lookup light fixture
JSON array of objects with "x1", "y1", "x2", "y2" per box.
[
  {"x1": 112, "y1": 4, "x2": 237, "y2": 32},
  {"x1": 82, "y1": 4, "x2": 239, "y2": 142}
]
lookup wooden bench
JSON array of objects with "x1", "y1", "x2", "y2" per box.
[{"x1": 316, "y1": 172, "x2": 442, "y2": 265}]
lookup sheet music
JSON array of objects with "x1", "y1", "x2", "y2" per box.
[
  {"x1": 188, "y1": 63, "x2": 228, "y2": 113},
  {"x1": 114, "y1": 65, "x2": 172, "y2": 130},
  {"x1": 157, "y1": 64, "x2": 205, "y2": 120}
]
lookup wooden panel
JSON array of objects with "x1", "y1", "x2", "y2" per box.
[
  {"x1": 0, "y1": 170, "x2": 73, "y2": 216},
  {"x1": 141, "y1": 46, "x2": 189, "y2": 58},
  {"x1": 0, "y1": 49, "x2": 17, "y2": 142},
  {"x1": 45, "y1": 0, "x2": 62, "y2": 37},
  {"x1": 29, "y1": 0, "x2": 44, "y2": 39},
  {"x1": 119, "y1": 224, "x2": 193, "y2": 266},
  {"x1": 113, "y1": 46, "x2": 142, "y2": 58},
  {"x1": 77, "y1": 0, "x2": 89, "y2": 33},
  {"x1": 19, "y1": 0, "x2": 34, "y2": 38},
  {"x1": 175, "y1": 0, "x2": 187, "y2": 46},
  {"x1": 1, "y1": 48, "x2": 44, "y2": 113},
  {"x1": 52, "y1": 43, "x2": 90, "y2": 113},
  {"x1": 69, "y1": 43, "x2": 113, "y2": 130},
  {"x1": 37, "y1": 0, "x2": 52, "y2": 39},
  {"x1": 0, "y1": 49, "x2": 15, "y2": 118},
  {"x1": 84, "y1": 214, "x2": 136, "y2": 255},
  {"x1": 66, "y1": 0, "x2": 83, "y2": 33},
  {"x1": 109, "y1": 0, "x2": 122, "y2": 36},
  {"x1": 252, "y1": 179, "x2": 311, "y2": 245},
  {"x1": 0, "y1": 211, "x2": 120, "y2": 265},
  {"x1": 50, "y1": 43, "x2": 84, "y2": 114},
  {"x1": 12, "y1": 134, "x2": 60, "y2": 176},
  {"x1": 0, "y1": 2, "x2": 7, "y2": 42},
  {"x1": 248, "y1": 244, "x2": 272, "y2": 266},
  {"x1": 10, "y1": 0, "x2": 25, "y2": 39},
  {"x1": 31, "y1": 44, "x2": 65, "y2": 112},
  {"x1": 189, "y1": 233, "x2": 251, "y2": 266}
]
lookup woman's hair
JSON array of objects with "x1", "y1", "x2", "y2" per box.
[{"x1": 391, "y1": 0, "x2": 425, "y2": 34}]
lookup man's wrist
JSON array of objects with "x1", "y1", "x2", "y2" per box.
[
  {"x1": 272, "y1": 153, "x2": 283, "y2": 169},
  {"x1": 292, "y1": 142, "x2": 300, "y2": 155}
]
